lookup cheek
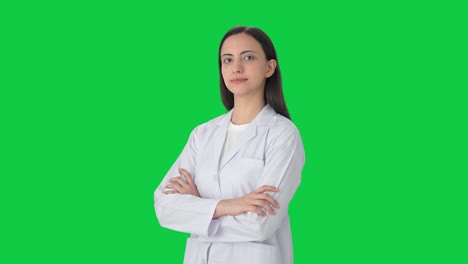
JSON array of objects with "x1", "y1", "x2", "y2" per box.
[
  {"x1": 251, "y1": 64, "x2": 268, "y2": 77},
  {"x1": 251, "y1": 61, "x2": 266, "y2": 71},
  {"x1": 221, "y1": 66, "x2": 229, "y2": 77},
  {"x1": 221, "y1": 68, "x2": 230, "y2": 87}
]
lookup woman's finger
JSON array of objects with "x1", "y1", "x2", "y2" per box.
[
  {"x1": 253, "y1": 200, "x2": 276, "y2": 215},
  {"x1": 179, "y1": 168, "x2": 194, "y2": 185},
  {"x1": 170, "y1": 177, "x2": 189, "y2": 188},
  {"x1": 257, "y1": 193, "x2": 280, "y2": 208},
  {"x1": 255, "y1": 185, "x2": 279, "y2": 194},
  {"x1": 248, "y1": 205, "x2": 266, "y2": 217},
  {"x1": 166, "y1": 183, "x2": 185, "y2": 194}
]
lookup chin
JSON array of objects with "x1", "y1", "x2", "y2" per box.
[
  {"x1": 227, "y1": 85, "x2": 263, "y2": 98},
  {"x1": 228, "y1": 88, "x2": 250, "y2": 96},
  {"x1": 232, "y1": 91, "x2": 263, "y2": 100}
]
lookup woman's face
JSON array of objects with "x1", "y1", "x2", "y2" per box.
[{"x1": 220, "y1": 33, "x2": 276, "y2": 99}]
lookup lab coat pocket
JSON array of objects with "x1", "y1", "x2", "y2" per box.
[
  {"x1": 236, "y1": 157, "x2": 264, "y2": 172},
  {"x1": 236, "y1": 157, "x2": 265, "y2": 184},
  {"x1": 221, "y1": 158, "x2": 265, "y2": 196},
  {"x1": 229, "y1": 242, "x2": 281, "y2": 264}
]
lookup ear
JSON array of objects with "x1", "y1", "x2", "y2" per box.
[{"x1": 265, "y1": 59, "x2": 277, "y2": 78}]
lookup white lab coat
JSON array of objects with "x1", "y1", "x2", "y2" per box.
[{"x1": 154, "y1": 104, "x2": 305, "y2": 264}]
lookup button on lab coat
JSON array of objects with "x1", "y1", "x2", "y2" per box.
[{"x1": 154, "y1": 105, "x2": 305, "y2": 264}]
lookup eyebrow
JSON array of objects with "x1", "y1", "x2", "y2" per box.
[{"x1": 221, "y1": 50, "x2": 257, "y2": 57}]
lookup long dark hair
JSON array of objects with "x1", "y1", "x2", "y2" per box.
[{"x1": 218, "y1": 26, "x2": 291, "y2": 120}]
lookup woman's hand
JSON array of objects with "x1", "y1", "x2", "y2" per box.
[
  {"x1": 213, "y1": 185, "x2": 280, "y2": 218},
  {"x1": 164, "y1": 168, "x2": 201, "y2": 197}
]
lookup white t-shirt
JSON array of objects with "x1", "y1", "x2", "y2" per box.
[{"x1": 220, "y1": 122, "x2": 250, "y2": 165}]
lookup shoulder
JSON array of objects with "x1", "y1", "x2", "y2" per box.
[
  {"x1": 268, "y1": 114, "x2": 302, "y2": 143},
  {"x1": 189, "y1": 111, "x2": 228, "y2": 138},
  {"x1": 255, "y1": 105, "x2": 301, "y2": 141},
  {"x1": 265, "y1": 114, "x2": 305, "y2": 161}
]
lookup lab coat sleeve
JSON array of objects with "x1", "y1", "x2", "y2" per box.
[
  {"x1": 154, "y1": 125, "x2": 221, "y2": 237},
  {"x1": 198, "y1": 125, "x2": 305, "y2": 242}
]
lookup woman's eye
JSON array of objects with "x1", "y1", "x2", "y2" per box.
[
  {"x1": 223, "y1": 58, "x2": 232, "y2": 63},
  {"x1": 244, "y1": 55, "x2": 254, "y2": 60}
]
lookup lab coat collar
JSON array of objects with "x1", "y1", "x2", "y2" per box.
[
  {"x1": 216, "y1": 104, "x2": 277, "y2": 127},
  {"x1": 216, "y1": 104, "x2": 277, "y2": 168}
]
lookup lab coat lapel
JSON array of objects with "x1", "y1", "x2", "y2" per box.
[
  {"x1": 207, "y1": 110, "x2": 232, "y2": 172},
  {"x1": 219, "y1": 123, "x2": 257, "y2": 169},
  {"x1": 219, "y1": 105, "x2": 276, "y2": 169}
]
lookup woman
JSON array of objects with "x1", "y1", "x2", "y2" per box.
[{"x1": 154, "y1": 26, "x2": 305, "y2": 264}]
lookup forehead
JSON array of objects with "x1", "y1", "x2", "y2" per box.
[{"x1": 221, "y1": 33, "x2": 263, "y2": 55}]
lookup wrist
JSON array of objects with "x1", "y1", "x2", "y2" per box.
[{"x1": 213, "y1": 200, "x2": 227, "y2": 219}]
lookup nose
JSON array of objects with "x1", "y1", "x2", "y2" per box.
[{"x1": 232, "y1": 60, "x2": 244, "y2": 73}]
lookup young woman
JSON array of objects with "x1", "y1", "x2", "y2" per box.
[{"x1": 154, "y1": 26, "x2": 305, "y2": 264}]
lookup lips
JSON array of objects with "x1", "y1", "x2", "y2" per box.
[{"x1": 231, "y1": 78, "x2": 248, "y2": 84}]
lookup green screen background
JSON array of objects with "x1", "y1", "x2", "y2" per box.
[{"x1": 1, "y1": 1, "x2": 466, "y2": 263}]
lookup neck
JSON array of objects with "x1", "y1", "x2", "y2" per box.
[{"x1": 231, "y1": 95, "x2": 266, "y2": 125}]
